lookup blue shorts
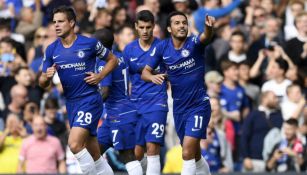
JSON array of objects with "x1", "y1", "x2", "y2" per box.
[
  {"x1": 174, "y1": 100, "x2": 211, "y2": 144},
  {"x1": 66, "y1": 93, "x2": 103, "y2": 136},
  {"x1": 136, "y1": 111, "x2": 167, "y2": 146},
  {"x1": 97, "y1": 119, "x2": 137, "y2": 151}
]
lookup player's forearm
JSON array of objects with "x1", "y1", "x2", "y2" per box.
[
  {"x1": 200, "y1": 25, "x2": 213, "y2": 44},
  {"x1": 99, "y1": 55, "x2": 118, "y2": 80},
  {"x1": 39, "y1": 74, "x2": 52, "y2": 88},
  {"x1": 141, "y1": 66, "x2": 154, "y2": 82}
]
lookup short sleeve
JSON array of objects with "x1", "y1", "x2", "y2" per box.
[
  {"x1": 95, "y1": 41, "x2": 110, "y2": 60},
  {"x1": 96, "y1": 59, "x2": 112, "y2": 87},
  {"x1": 42, "y1": 45, "x2": 54, "y2": 73},
  {"x1": 147, "y1": 45, "x2": 163, "y2": 69}
]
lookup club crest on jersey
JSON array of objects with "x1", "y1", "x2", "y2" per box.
[
  {"x1": 181, "y1": 49, "x2": 190, "y2": 57},
  {"x1": 78, "y1": 50, "x2": 85, "y2": 58}
]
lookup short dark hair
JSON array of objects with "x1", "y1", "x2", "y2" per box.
[
  {"x1": 220, "y1": 59, "x2": 238, "y2": 72},
  {"x1": 15, "y1": 66, "x2": 29, "y2": 75},
  {"x1": 0, "y1": 18, "x2": 11, "y2": 31},
  {"x1": 52, "y1": 6, "x2": 76, "y2": 23},
  {"x1": 44, "y1": 98, "x2": 59, "y2": 109},
  {"x1": 93, "y1": 28, "x2": 114, "y2": 50},
  {"x1": 275, "y1": 58, "x2": 289, "y2": 73},
  {"x1": 231, "y1": 30, "x2": 246, "y2": 42},
  {"x1": 136, "y1": 10, "x2": 155, "y2": 24},
  {"x1": 285, "y1": 118, "x2": 299, "y2": 127},
  {"x1": 166, "y1": 11, "x2": 188, "y2": 27}
]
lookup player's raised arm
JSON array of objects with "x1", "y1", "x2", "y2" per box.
[
  {"x1": 141, "y1": 65, "x2": 165, "y2": 85},
  {"x1": 199, "y1": 15, "x2": 215, "y2": 44}
]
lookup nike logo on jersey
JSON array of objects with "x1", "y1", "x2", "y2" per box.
[
  {"x1": 163, "y1": 56, "x2": 171, "y2": 60},
  {"x1": 191, "y1": 128, "x2": 201, "y2": 132},
  {"x1": 150, "y1": 47, "x2": 156, "y2": 56},
  {"x1": 130, "y1": 57, "x2": 138, "y2": 62},
  {"x1": 53, "y1": 55, "x2": 60, "y2": 59},
  {"x1": 113, "y1": 142, "x2": 119, "y2": 146}
]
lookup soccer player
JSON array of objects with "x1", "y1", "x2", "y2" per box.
[
  {"x1": 142, "y1": 11, "x2": 215, "y2": 175},
  {"x1": 39, "y1": 6, "x2": 117, "y2": 175},
  {"x1": 123, "y1": 10, "x2": 168, "y2": 175},
  {"x1": 94, "y1": 28, "x2": 143, "y2": 175}
]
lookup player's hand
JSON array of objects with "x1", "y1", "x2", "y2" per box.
[
  {"x1": 205, "y1": 15, "x2": 215, "y2": 27},
  {"x1": 46, "y1": 64, "x2": 56, "y2": 80},
  {"x1": 84, "y1": 72, "x2": 102, "y2": 85},
  {"x1": 151, "y1": 74, "x2": 166, "y2": 85}
]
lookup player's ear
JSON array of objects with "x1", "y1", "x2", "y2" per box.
[
  {"x1": 135, "y1": 22, "x2": 138, "y2": 30},
  {"x1": 167, "y1": 26, "x2": 171, "y2": 33},
  {"x1": 70, "y1": 20, "x2": 75, "y2": 28}
]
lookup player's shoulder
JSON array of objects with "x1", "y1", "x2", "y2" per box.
[
  {"x1": 77, "y1": 34, "x2": 98, "y2": 45},
  {"x1": 45, "y1": 38, "x2": 60, "y2": 52}
]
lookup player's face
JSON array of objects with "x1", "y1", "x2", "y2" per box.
[
  {"x1": 53, "y1": 12, "x2": 75, "y2": 38},
  {"x1": 168, "y1": 15, "x2": 188, "y2": 40},
  {"x1": 135, "y1": 20, "x2": 154, "y2": 41}
]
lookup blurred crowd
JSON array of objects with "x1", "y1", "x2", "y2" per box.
[{"x1": 0, "y1": 0, "x2": 306, "y2": 174}]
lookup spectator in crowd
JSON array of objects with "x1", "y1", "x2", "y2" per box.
[
  {"x1": 261, "y1": 58, "x2": 292, "y2": 101},
  {"x1": 205, "y1": 71, "x2": 223, "y2": 98},
  {"x1": 0, "y1": 0, "x2": 15, "y2": 19},
  {"x1": 27, "y1": 27, "x2": 48, "y2": 66},
  {"x1": 15, "y1": 0, "x2": 43, "y2": 40},
  {"x1": 266, "y1": 118, "x2": 305, "y2": 172},
  {"x1": 238, "y1": 61, "x2": 260, "y2": 106},
  {"x1": 210, "y1": 96, "x2": 226, "y2": 132},
  {"x1": 17, "y1": 116, "x2": 66, "y2": 174},
  {"x1": 22, "y1": 101, "x2": 39, "y2": 134},
  {"x1": 112, "y1": 6, "x2": 130, "y2": 31},
  {"x1": 43, "y1": 98, "x2": 67, "y2": 148},
  {"x1": 244, "y1": 6, "x2": 267, "y2": 32},
  {"x1": 72, "y1": 0, "x2": 93, "y2": 34},
  {"x1": 94, "y1": 8, "x2": 112, "y2": 31},
  {"x1": 114, "y1": 25, "x2": 135, "y2": 52},
  {"x1": 247, "y1": 17, "x2": 284, "y2": 63},
  {"x1": 284, "y1": 0, "x2": 306, "y2": 41},
  {"x1": 200, "y1": 124, "x2": 233, "y2": 173},
  {"x1": 285, "y1": 11, "x2": 307, "y2": 70},
  {"x1": 0, "y1": 66, "x2": 43, "y2": 106},
  {"x1": 0, "y1": 37, "x2": 26, "y2": 76},
  {"x1": 281, "y1": 84, "x2": 306, "y2": 123},
  {"x1": 0, "y1": 18, "x2": 25, "y2": 44},
  {"x1": 211, "y1": 24, "x2": 232, "y2": 61},
  {"x1": 220, "y1": 59, "x2": 250, "y2": 162},
  {"x1": 0, "y1": 113, "x2": 26, "y2": 173},
  {"x1": 241, "y1": 91, "x2": 283, "y2": 173},
  {"x1": 219, "y1": 30, "x2": 248, "y2": 67},
  {"x1": 0, "y1": 84, "x2": 28, "y2": 124}
]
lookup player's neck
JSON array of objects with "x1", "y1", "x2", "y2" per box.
[
  {"x1": 171, "y1": 36, "x2": 187, "y2": 50},
  {"x1": 139, "y1": 37, "x2": 154, "y2": 51},
  {"x1": 61, "y1": 33, "x2": 77, "y2": 48}
]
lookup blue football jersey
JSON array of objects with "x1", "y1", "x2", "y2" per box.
[
  {"x1": 42, "y1": 35, "x2": 109, "y2": 99},
  {"x1": 148, "y1": 35, "x2": 209, "y2": 114},
  {"x1": 96, "y1": 51, "x2": 137, "y2": 123},
  {"x1": 219, "y1": 84, "x2": 249, "y2": 112},
  {"x1": 123, "y1": 38, "x2": 168, "y2": 114}
]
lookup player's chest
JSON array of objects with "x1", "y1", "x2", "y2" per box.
[{"x1": 53, "y1": 47, "x2": 94, "y2": 63}]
